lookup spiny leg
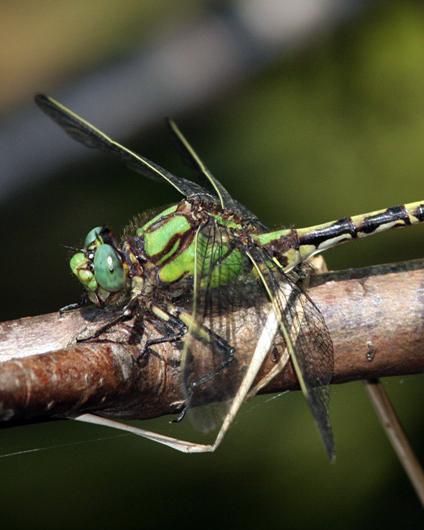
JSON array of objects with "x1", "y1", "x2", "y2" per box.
[
  {"x1": 59, "y1": 293, "x2": 89, "y2": 315},
  {"x1": 134, "y1": 302, "x2": 235, "y2": 374},
  {"x1": 76, "y1": 298, "x2": 138, "y2": 342},
  {"x1": 135, "y1": 305, "x2": 188, "y2": 364},
  {"x1": 169, "y1": 305, "x2": 236, "y2": 385},
  {"x1": 163, "y1": 304, "x2": 236, "y2": 422},
  {"x1": 60, "y1": 302, "x2": 83, "y2": 314}
]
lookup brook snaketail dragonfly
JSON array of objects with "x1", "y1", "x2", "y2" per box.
[{"x1": 35, "y1": 95, "x2": 424, "y2": 458}]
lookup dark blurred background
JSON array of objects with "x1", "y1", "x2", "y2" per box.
[{"x1": 0, "y1": 1, "x2": 423, "y2": 528}]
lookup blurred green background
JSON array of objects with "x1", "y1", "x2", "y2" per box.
[{"x1": 0, "y1": 1, "x2": 423, "y2": 529}]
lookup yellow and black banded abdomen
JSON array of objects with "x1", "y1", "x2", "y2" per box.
[
  {"x1": 297, "y1": 201, "x2": 424, "y2": 261},
  {"x1": 255, "y1": 201, "x2": 424, "y2": 269}
]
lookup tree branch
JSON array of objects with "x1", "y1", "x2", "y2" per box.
[{"x1": 1, "y1": 260, "x2": 423, "y2": 426}]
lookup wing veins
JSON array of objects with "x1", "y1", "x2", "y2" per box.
[
  {"x1": 246, "y1": 245, "x2": 334, "y2": 458},
  {"x1": 168, "y1": 119, "x2": 228, "y2": 208},
  {"x1": 35, "y1": 94, "x2": 207, "y2": 197}
]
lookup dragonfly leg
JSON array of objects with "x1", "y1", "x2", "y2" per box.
[
  {"x1": 150, "y1": 303, "x2": 236, "y2": 422},
  {"x1": 191, "y1": 342, "x2": 235, "y2": 387},
  {"x1": 173, "y1": 331, "x2": 235, "y2": 425},
  {"x1": 167, "y1": 305, "x2": 236, "y2": 387},
  {"x1": 172, "y1": 406, "x2": 187, "y2": 424},
  {"x1": 59, "y1": 293, "x2": 88, "y2": 315},
  {"x1": 135, "y1": 306, "x2": 188, "y2": 365},
  {"x1": 76, "y1": 299, "x2": 137, "y2": 342},
  {"x1": 171, "y1": 338, "x2": 236, "y2": 426}
]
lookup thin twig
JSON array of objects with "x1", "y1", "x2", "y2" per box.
[{"x1": 364, "y1": 379, "x2": 424, "y2": 507}]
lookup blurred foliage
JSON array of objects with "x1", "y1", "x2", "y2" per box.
[{"x1": 0, "y1": 1, "x2": 423, "y2": 529}]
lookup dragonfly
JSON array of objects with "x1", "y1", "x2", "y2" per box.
[{"x1": 35, "y1": 94, "x2": 424, "y2": 458}]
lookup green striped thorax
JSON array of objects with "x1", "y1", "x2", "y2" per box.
[{"x1": 136, "y1": 202, "x2": 248, "y2": 287}]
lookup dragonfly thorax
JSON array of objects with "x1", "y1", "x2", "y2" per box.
[{"x1": 125, "y1": 196, "x2": 254, "y2": 291}]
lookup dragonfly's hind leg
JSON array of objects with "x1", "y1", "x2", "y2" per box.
[
  {"x1": 172, "y1": 333, "x2": 235, "y2": 425},
  {"x1": 139, "y1": 304, "x2": 235, "y2": 378},
  {"x1": 135, "y1": 305, "x2": 188, "y2": 365},
  {"x1": 146, "y1": 303, "x2": 236, "y2": 422},
  {"x1": 169, "y1": 306, "x2": 236, "y2": 385}
]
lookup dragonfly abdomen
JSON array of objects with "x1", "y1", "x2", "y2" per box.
[
  {"x1": 254, "y1": 201, "x2": 424, "y2": 270},
  {"x1": 297, "y1": 201, "x2": 424, "y2": 261}
]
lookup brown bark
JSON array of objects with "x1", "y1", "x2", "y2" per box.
[{"x1": 0, "y1": 260, "x2": 423, "y2": 426}]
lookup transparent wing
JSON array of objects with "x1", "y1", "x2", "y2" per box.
[
  {"x1": 167, "y1": 119, "x2": 266, "y2": 227},
  {"x1": 35, "y1": 94, "x2": 208, "y2": 198},
  {"x1": 180, "y1": 219, "x2": 265, "y2": 433},
  {"x1": 178, "y1": 220, "x2": 333, "y2": 457},
  {"x1": 247, "y1": 245, "x2": 334, "y2": 459}
]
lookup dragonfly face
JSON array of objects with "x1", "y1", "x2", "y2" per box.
[{"x1": 70, "y1": 225, "x2": 129, "y2": 306}]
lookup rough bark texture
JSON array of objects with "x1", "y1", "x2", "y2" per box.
[{"x1": 0, "y1": 260, "x2": 423, "y2": 426}]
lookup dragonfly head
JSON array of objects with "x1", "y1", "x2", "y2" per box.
[{"x1": 70, "y1": 226, "x2": 129, "y2": 306}]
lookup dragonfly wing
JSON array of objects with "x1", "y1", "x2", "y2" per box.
[
  {"x1": 35, "y1": 94, "x2": 208, "y2": 198},
  {"x1": 247, "y1": 245, "x2": 334, "y2": 459},
  {"x1": 167, "y1": 119, "x2": 266, "y2": 227},
  {"x1": 168, "y1": 119, "x2": 228, "y2": 209},
  {"x1": 180, "y1": 219, "x2": 273, "y2": 434}
]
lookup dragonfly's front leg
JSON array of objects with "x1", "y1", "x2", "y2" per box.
[
  {"x1": 75, "y1": 298, "x2": 138, "y2": 342},
  {"x1": 59, "y1": 293, "x2": 89, "y2": 315},
  {"x1": 72, "y1": 303, "x2": 281, "y2": 454}
]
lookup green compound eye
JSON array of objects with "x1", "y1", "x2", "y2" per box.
[
  {"x1": 84, "y1": 226, "x2": 104, "y2": 248},
  {"x1": 93, "y1": 244, "x2": 125, "y2": 292}
]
